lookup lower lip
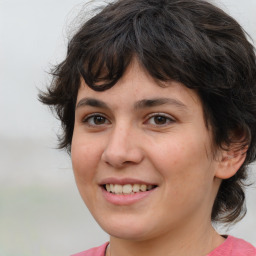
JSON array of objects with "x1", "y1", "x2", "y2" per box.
[{"x1": 101, "y1": 187, "x2": 156, "y2": 205}]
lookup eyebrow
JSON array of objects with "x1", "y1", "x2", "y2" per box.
[
  {"x1": 134, "y1": 98, "x2": 187, "y2": 110},
  {"x1": 76, "y1": 97, "x2": 187, "y2": 110},
  {"x1": 76, "y1": 98, "x2": 110, "y2": 110}
]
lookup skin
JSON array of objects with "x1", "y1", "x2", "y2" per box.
[{"x1": 71, "y1": 59, "x2": 245, "y2": 256}]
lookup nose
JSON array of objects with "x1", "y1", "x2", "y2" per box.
[{"x1": 101, "y1": 125, "x2": 144, "y2": 168}]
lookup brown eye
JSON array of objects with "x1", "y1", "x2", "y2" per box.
[
  {"x1": 153, "y1": 116, "x2": 167, "y2": 125},
  {"x1": 93, "y1": 116, "x2": 106, "y2": 125},
  {"x1": 83, "y1": 114, "x2": 110, "y2": 126},
  {"x1": 147, "y1": 114, "x2": 175, "y2": 126}
]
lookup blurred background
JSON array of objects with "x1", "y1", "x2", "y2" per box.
[{"x1": 0, "y1": 0, "x2": 255, "y2": 255}]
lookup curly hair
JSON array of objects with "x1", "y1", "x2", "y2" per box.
[{"x1": 39, "y1": 0, "x2": 256, "y2": 224}]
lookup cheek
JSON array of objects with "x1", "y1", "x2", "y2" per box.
[
  {"x1": 71, "y1": 137, "x2": 104, "y2": 209},
  {"x1": 151, "y1": 135, "x2": 199, "y2": 168},
  {"x1": 151, "y1": 136, "x2": 216, "y2": 218},
  {"x1": 150, "y1": 132, "x2": 213, "y2": 187},
  {"x1": 71, "y1": 135, "x2": 102, "y2": 184}
]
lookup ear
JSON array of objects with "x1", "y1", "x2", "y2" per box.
[{"x1": 215, "y1": 145, "x2": 247, "y2": 180}]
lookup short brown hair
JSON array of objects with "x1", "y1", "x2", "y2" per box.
[{"x1": 39, "y1": 0, "x2": 256, "y2": 224}]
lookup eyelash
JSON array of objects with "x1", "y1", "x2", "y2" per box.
[
  {"x1": 82, "y1": 113, "x2": 175, "y2": 127},
  {"x1": 145, "y1": 113, "x2": 175, "y2": 126},
  {"x1": 82, "y1": 113, "x2": 110, "y2": 127}
]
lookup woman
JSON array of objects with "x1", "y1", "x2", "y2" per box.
[{"x1": 39, "y1": 0, "x2": 256, "y2": 255}]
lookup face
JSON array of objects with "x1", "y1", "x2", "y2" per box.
[{"x1": 71, "y1": 59, "x2": 221, "y2": 241}]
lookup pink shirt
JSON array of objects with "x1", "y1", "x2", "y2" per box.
[
  {"x1": 207, "y1": 236, "x2": 256, "y2": 256},
  {"x1": 71, "y1": 236, "x2": 256, "y2": 256}
]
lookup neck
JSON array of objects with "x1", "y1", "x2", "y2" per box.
[{"x1": 107, "y1": 223, "x2": 224, "y2": 256}]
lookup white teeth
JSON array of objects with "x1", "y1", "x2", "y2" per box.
[
  {"x1": 133, "y1": 184, "x2": 140, "y2": 193},
  {"x1": 105, "y1": 184, "x2": 155, "y2": 194},
  {"x1": 122, "y1": 184, "x2": 133, "y2": 194},
  {"x1": 140, "y1": 184, "x2": 147, "y2": 192},
  {"x1": 106, "y1": 184, "x2": 111, "y2": 192},
  {"x1": 114, "y1": 184, "x2": 123, "y2": 194}
]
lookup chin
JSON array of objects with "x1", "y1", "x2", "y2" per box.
[{"x1": 97, "y1": 216, "x2": 158, "y2": 241}]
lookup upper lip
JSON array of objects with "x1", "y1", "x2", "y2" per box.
[{"x1": 99, "y1": 177, "x2": 157, "y2": 186}]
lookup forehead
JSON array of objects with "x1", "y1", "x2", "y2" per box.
[{"x1": 77, "y1": 59, "x2": 202, "y2": 112}]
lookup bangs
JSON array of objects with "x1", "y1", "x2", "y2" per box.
[
  {"x1": 67, "y1": 0, "x2": 253, "y2": 95},
  {"x1": 78, "y1": 40, "x2": 134, "y2": 91},
  {"x1": 74, "y1": 0, "x2": 195, "y2": 92}
]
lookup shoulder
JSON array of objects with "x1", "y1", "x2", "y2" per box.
[
  {"x1": 208, "y1": 236, "x2": 256, "y2": 256},
  {"x1": 71, "y1": 242, "x2": 109, "y2": 256},
  {"x1": 230, "y1": 236, "x2": 256, "y2": 255}
]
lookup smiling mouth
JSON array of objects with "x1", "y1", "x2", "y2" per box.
[{"x1": 103, "y1": 184, "x2": 157, "y2": 195}]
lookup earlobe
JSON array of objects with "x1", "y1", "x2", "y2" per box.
[{"x1": 215, "y1": 147, "x2": 247, "y2": 180}]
